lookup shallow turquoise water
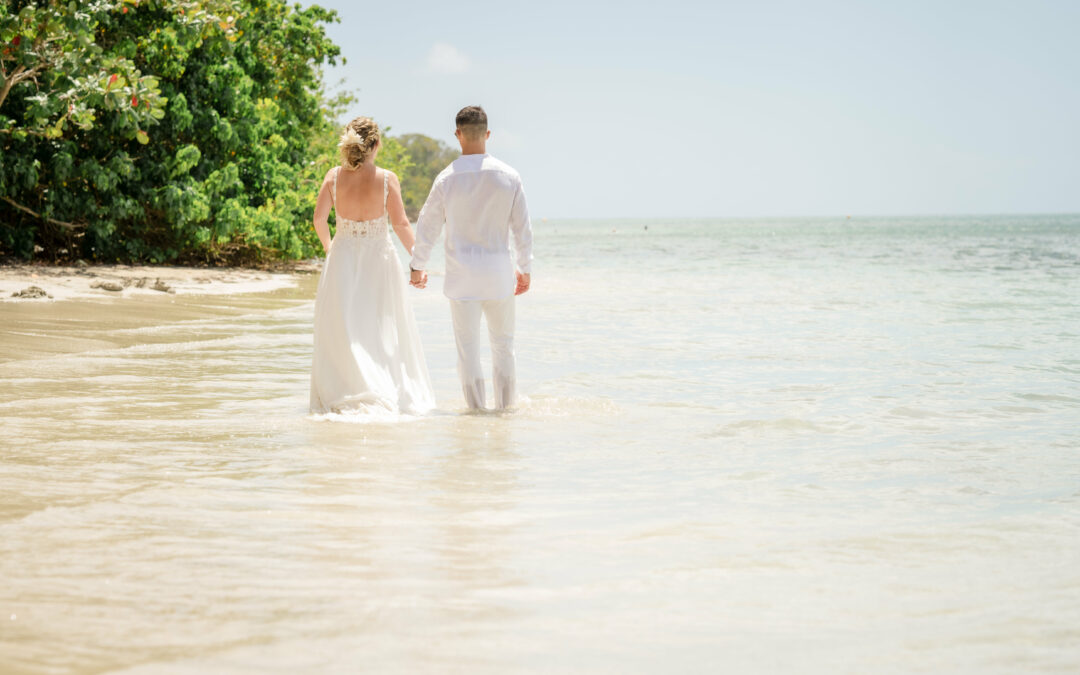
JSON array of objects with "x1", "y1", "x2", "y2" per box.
[{"x1": 1, "y1": 215, "x2": 1079, "y2": 673}]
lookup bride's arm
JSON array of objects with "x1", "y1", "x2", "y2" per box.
[
  {"x1": 312, "y1": 170, "x2": 334, "y2": 254},
  {"x1": 385, "y1": 171, "x2": 416, "y2": 253}
]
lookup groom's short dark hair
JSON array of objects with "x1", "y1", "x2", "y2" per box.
[{"x1": 456, "y1": 105, "x2": 487, "y2": 140}]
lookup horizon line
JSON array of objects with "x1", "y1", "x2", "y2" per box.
[{"x1": 528, "y1": 211, "x2": 1080, "y2": 222}]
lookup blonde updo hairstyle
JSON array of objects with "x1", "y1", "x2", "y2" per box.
[{"x1": 339, "y1": 117, "x2": 380, "y2": 170}]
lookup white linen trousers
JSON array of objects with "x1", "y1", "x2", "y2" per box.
[{"x1": 449, "y1": 295, "x2": 516, "y2": 410}]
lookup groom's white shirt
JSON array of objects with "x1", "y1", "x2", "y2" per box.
[{"x1": 410, "y1": 153, "x2": 533, "y2": 300}]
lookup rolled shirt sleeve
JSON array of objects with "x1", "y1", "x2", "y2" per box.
[
  {"x1": 509, "y1": 179, "x2": 533, "y2": 274},
  {"x1": 410, "y1": 178, "x2": 445, "y2": 271}
]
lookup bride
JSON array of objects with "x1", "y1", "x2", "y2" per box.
[{"x1": 309, "y1": 117, "x2": 436, "y2": 416}]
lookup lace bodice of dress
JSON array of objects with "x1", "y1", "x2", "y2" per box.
[{"x1": 332, "y1": 167, "x2": 390, "y2": 240}]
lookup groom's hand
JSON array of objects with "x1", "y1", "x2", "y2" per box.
[
  {"x1": 515, "y1": 271, "x2": 531, "y2": 296},
  {"x1": 410, "y1": 267, "x2": 427, "y2": 289}
]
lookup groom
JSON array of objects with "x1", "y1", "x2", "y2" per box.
[{"x1": 409, "y1": 105, "x2": 534, "y2": 410}]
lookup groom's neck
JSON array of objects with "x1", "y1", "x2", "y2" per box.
[{"x1": 458, "y1": 140, "x2": 486, "y2": 156}]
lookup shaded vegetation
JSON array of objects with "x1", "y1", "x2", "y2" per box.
[{"x1": 0, "y1": 0, "x2": 427, "y2": 264}]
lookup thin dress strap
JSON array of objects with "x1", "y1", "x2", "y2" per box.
[{"x1": 382, "y1": 170, "x2": 389, "y2": 218}]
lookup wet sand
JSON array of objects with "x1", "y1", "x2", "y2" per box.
[
  {"x1": 1, "y1": 262, "x2": 317, "y2": 303},
  {"x1": 0, "y1": 263, "x2": 319, "y2": 362}
]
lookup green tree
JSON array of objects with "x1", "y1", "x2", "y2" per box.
[
  {"x1": 0, "y1": 0, "x2": 224, "y2": 142},
  {"x1": 0, "y1": 0, "x2": 238, "y2": 251},
  {"x1": 0, "y1": 0, "x2": 404, "y2": 263}
]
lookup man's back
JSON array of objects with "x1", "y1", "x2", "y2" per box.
[{"x1": 413, "y1": 153, "x2": 532, "y2": 300}]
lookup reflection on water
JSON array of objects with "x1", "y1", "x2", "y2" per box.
[{"x1": 2, "y1": 216, "x2": 1080, "y2": 673}]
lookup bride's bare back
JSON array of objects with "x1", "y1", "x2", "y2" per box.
[
  {"x1": 334, "y1": 166, "x2": 387, "y2": 222},
  {"x1": 312, "y1": 162, "x2": 416, "y2": 254}
]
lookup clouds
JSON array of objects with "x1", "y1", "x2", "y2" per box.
[{"x1": 425, "y1": 42, "x2": 470, "y2": 74}]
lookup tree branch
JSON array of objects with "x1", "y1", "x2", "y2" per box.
[
  {"x1": 1, "y1": 196, "x2": 85, "y2": 230},
  {"x1": 0, "y1": 66, "x2": 24, "y2": 110},
  {"x1": 0, "y1": 64, "x2": 44, "y2": 110},
  {"x1": 0, "y1": 128, "x2": 49, "y2": 137}
]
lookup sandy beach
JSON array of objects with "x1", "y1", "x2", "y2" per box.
[
  {"x1": 0, "y1": 261, "x2": 321, "y2": 363},
  {"x1": 0, "y1": 261, "x2": 319, "y2": 303}
]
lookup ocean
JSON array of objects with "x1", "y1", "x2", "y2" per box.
[{"x1": 2, "y1": 215, "x2": 1079, "y2": 673}]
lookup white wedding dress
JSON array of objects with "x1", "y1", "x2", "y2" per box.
[{"x1": 309, "y1": 168, "x2": 436, "y2": 416}]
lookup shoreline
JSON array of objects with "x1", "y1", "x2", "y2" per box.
[
  {"x1": 1, "y1": 262, "x2": 322, "y2": 364},
  {"x1": 0, "y1": 260, "x2": 321, "y2": 302}
]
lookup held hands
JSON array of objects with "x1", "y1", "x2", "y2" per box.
[
  {"x1": 515, "y1": 271, "x2": 531, "y2": 296},
  {"x1": 409, "y1": 268, "x2": 428, "y2": 289}
]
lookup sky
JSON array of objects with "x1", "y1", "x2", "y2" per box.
[{"x1": 306, "y1": 0, "x2": 1080, "y2": 219}]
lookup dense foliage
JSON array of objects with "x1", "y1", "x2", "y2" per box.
[{"x1": 0, "y1": 0, "x2": 423, "y2": 264}]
